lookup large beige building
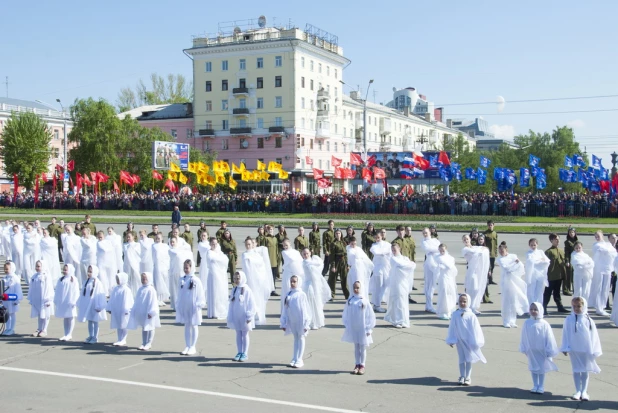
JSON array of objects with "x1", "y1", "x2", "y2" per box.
[{"x1": 185, "y1": 18, "x2": 472, "y2": 193}]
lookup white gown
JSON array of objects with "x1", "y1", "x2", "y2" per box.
[
  {"x1": 422, "y1": 237, "x2": 441, "y2": 311},
  {"x1": 436, "y1": 253, "x2": 458, "y2": 318},
  {"x1": 571, "y1": 251, "x2": 594, "y2": 302},
  {"x1": 10, "y1": 230, "x2": 24, "y2": 278},
  {"x1": 106, "y1": 272, "x2": 134, "y2": 330},
  {"x1": 197, "y1": 241, "x2": 210, "y2": 297},
  {"x1": 62, "y1": 233, "x2": 82, "y2": 283},
  {"x1": 461, "y1": 246, "x2": 489, "y2": 311},
  {"x1": 280, "y1": 283, "x2": 310, "y2": 337},
  {"x1": 497, "y1": 254, "x2": 529, "y2": 326},
  {"x1": 175, "y1": 273, "x2": 206, "y2": 326},
  {"x1": 97, "y1": 238, "x2": 117, "y2": 295},
  {"x1": 589, "y1": 241, "x2": 616, "y2": 311},
  {"x1": 76, "y1": 267, "x2": 108, "y2": 323},
  {"x1": 107, "y1": 233, "x2": 123, "y2": 274},
  {"x1": 22, "y1": 231, "x2": 40, "y2": 284},
  {"x1": 241, "y1": 246, "x2": 272, "y2": 325},
  {"x1": 3, "y1": 263, "x2": 23, "y2": 315},
  {"x1": 123, "y1": 241, "x2": 141, "y2": 296},
  {"x1": 227, "y1": 271, "x2": 256, "y2": 332},
  {"x1": 80, "y1": 236, "x2": 97, "y2": 286},
  {"x1": 347, "y1": 246, "x2": 374, "y2": 298},
  {"x1": 139, "y1": 237, "x2": 154, "y2": 274},
  {"x1": 40, "y1": 236, "x2": 61, "y2": 285},
  {"x1": 128, "y1": 272, "x2": 161, "y2": 331},
  {"x1": 28, "y1": 262, "x2": 55, "y2": 319},
  {"x1": 369, "y1": 241, "x2": 392, "y2": 306},
  {"x1": 168, "y1": 247, "x2": 193, "y2": 311},
  {"x1": 302, "y1": 255, "x2": 331, "y2": 329},
  {"x1": 206, "y1": 247, "x2": 230, "y2": 319},
  {"x1": 152, "y1": 242, "x2": 171, "y2": 302},
  {"x1": 525, "y1": 249, "x2": 550, "y2": 310},
  {"x1": 384, "y1": 254, "x2": 416, "y2": 327},
  {"x1": 1, "y1": 225, "x2": 12, "y2": 260},
  {"x1": 559, "y1": 299, "x2": 602, "y2": 373},
  {"x1": 611, "y1": 256, "x2": 618, "y2": 326},
  {"x1": 342, "y1": 294, "x2": 376, "y2": 346},
  {"x1": 53, "y1": 264, "x2": 80, "y2": 318},
  {"x1": 281, "y1": 249, "x2": 304, "y2": 304},
  {"x1": 519, "y1": 303, "x2": 559, "y2": 374},
  {"x1": 446, "y1": 295, "x2": 487, "y2": 364}
]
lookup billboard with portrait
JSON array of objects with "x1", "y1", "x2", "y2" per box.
[
  {"x1": 152, "y1": 141, "x2": 189, "y2": 170},
  {"x1": 351, "y1": 151, "x2": 448, "y2": 179}
]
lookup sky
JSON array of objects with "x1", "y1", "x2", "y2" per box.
[{"x1": 4, "y1": 0, "x2": 618, "y2": 168}]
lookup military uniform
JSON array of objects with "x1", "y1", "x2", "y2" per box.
[
  {"x1": 275, "y1": 231, "x2": 287, "y2": 269},
  {"x1": 264, "y1": 234, "x2": 278, "y2": 284},
  {"x1": 403, "y1": 234, "x2": 416, "y2": 262},
  {"x1": 563, "y1": 236, "x2": 577, "y2": 295},
  {"x1": 215, "y1": 227, "x2": 226, "y2": 243},
  {"x1": 362, "y1": 231, "x2": 376, "y2": 260},
  {"x1": 48, "y1": 222, "x2": 63, "y2": 261},
  {"x1": 328, "y1": 239, "x2": 349, "y2": 299},
  {"x1": 220, "y1": 238, "x2": 237, "y2": 284},
  {"x1": 122, "y1": 229, "x2": 138, "y2": 243},
  {"x1": 294, "y1": 235, "x2": 309, "y2": 251},
  {"x1": 147, "y1": 231, "x2": 163, "y2": 241},
  {"x1": 544, "y1": 246, "x2": 567, "y2": 312},
  {"x1": 309, "y1": 230, "x2": 321, "y2": 257},
  {"x1": 391, "y1": 236, "x2": 410, "y2": 259},
  {"x1": 180, "y1": 230, "x2": 194, "y2": 251},
  {"x1": 483, "y1": 228, "x2": 498, "y2": 302},
  {"x1": 256, "y1": 234, "x2": 267, "y2": 247},
  {"x1": 82, "y1": 222, "x2": 97, "y2": 235},
  {"x1": 322, "y1": 229, "x2": 335, "y2": 276},
  {"x1": 343, "y1": 234, "x2": 355, "y2": 246}
]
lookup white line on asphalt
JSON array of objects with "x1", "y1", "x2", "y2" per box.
[
  {"x1": 118, "y1": 362, "x2": 144, "y2": 371},
  {"x1": 0, "y1": 366, "x2": 365, "y2": 413},
  {"x1": 0, "y1": 349, "x2": 50, "y2": 363}
]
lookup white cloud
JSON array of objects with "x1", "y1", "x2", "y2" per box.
[
  {"x1": 567, "y1": 119, "x2": 586, "y2": 129},
  {"x1": 488, "y1": 124, "x2": 516, "y2": 139}
]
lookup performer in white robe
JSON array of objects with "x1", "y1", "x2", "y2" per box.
[
  {"x1": 496, "y1": 243, "x2": 529, "y2": 328},
  {"x1": 168, "y1": 237, "x2": 192, "y2": 311},
  {"x1": 525, "y1": 239, "x2": 550, "y2": 313},
  {"x1": 106, "y1": 272, "x2": 134, "y2": 346},
  {"x1": 139, "y1": 231, "x2": 154, "y2": 274},
  {"x1": 80, "y1": 229, "x2": 97, "y2": 287},
  {"x1": 612, "y1": 255, "x2": 618, "y2": 327},
  {"x1": 227, "y1": 270, "x2": 256, "y2": 361},
  {"x1": 196, "y1": 232, "x2": 210, "y2": 298},
  {"x1": 241, "y1": 238, "x2": 272, "y2": 325},
  {"x1": 10, "y1": 225, "x2": 24, "y2": 278},
  {"x1": 128, "y1": 272, "x2": 161, "y2": 350},
  {"x1": 342, "y1": 280, "x2": 376, "y2": 375},
  {"x1": 1, "y1": 221, "x2": 12, "y2": 260},
  {"x1": 369, "y1": 233, "x2": 392, "y2": 312},
  {"x1": 62, "y1": 225, "x2": 82, "y2": 283},
  {"x1": 280, "y1": 275, "x2": 310, "y2": 368},
  {"x1": 519, "y1": 302, "x2": 559, "y2": 394},
  {"x1": 281, "y1": 239, "x2": 304, "y2": 306},
  {"x1": 106, "y1": 227, "x2": 123, "y2": 274},
  {"x1": 446, "y1": 294, "x2": 487, "y2": 386},
  {"x1": 22, "y1": 225, "x2": 40, "y2": 284},
  {"x1": 560, "y1": 297, "x2": 602, "y2": 401},
  {"x1": 96, "y1": 231, "x2": 117, "y2": 296},
  {"x1": 384, "y1": 244, "x2": 416, "y2": 328},
  {"x1": 1, "y1": 261, "x2": 23, "y2": 335},
  {"x1": 40, "y1": 229, "x2": 61, "y2": 285},
  {"x1": 28, "y1": 260, "x2": 55, "y2": 337},
  {"x1": 436, "y1": 245, "x2": 458, "y2": 320},
  {"x1": 570, "y1": 242, "x2": 594, "y2": 302},
  {"x1": 206, "y1": 238, "x2": 229, "y2": 319},
  {"x1": 151, "y1": 234, "x2": 170, "y2": 306},
  {"x1": 77, "y1": 265, "x2": 108, "y2": 344},
  {"x1": 54, "y1": 263, "x2": 79, "y2": 341},
  {"x1": 421, "y1": 228, "x2": 441, "y2": 313},
  {"x1": 123, "y1": 233, "x2": 141, "y2": 296},
  {"x1": 589, "y1": 231, "x2": 617, "y2": 315},
  {"x1": 301, "y1": 248, "x2": 330, "y2": 330},
  {"x1": 346, "y1": 240, "x2": 374, "y2": 299},
  {"x1": 176, "y1": 259, "x2": 206, "y2": 356},
  {"x1": 461, "y1": 234, "x2": 489, "y2": 314}
]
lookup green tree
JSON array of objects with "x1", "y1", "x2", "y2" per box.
[
  {"x1": 117, "y1": 73, "x2": 192, "y2": 112},
  {"x1": 0, "y1": 111, "x2": 52, "y2": 189}
]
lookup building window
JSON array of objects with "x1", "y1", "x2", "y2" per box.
[
  {"x1": 239, "y1": 59, "x2": 246, "y2": 70},
  {"x1": 257, "y1": 98, "x2": 264, "y2": 109},
  {"x1": 310, "y1": 60, "x2": 314, "y2": 71},
  {"x1": 326, "y1": 141, "x2": 330, "y2": 152},
  {"x1": 318, "y1": 63, "x2": 322, "y2": 73},
  {"x1": 222, "y1": 139, "x2": 229, "y2": 150},
  {"x1": 257, "y1": 57, "x2": 263, "y2": 68},
  {"x1": 186, "y1": 128, "x2": 192, "y2": 139},
  {"x1": 205, "y1": 81, "x2": 212, "y2": 92},
  {"x1": 310, "y1": 139, "x2": 313, "y2": 149},
  {"x1": 310, "y1": 80, "x2": 314, "y2": 90},
  {"x1": 275, "y1": 136, "x2": 282, "y2": 148},
  {"x1": 301, "y1": 98, "x2": 305, "y2": 109},
  {"x1": 239, "y1": 98, "x2": 246, "y2": 109},
  {"x1": 239, "y1": 78, "x2": 246, "y2": 88},
  {"x1": 222, "y1": 60, "x2": 228, "y2": 71},
  {"x1": 171, "y1": 129, "x2": 178, "y2": 139},
  {"x1": 275, "y1": 96, "x2": 282, "y2": 108},
  {"x1": 368, "y1": 115, "x2": 371, "y2": 124},
  {"x1": 257, "y1": 118, "x2": 264, "y2": 129},
  {"x1": 222, "y1": 80, "x2": 228, "y2": 91},
  {"x1": 310, "y1": 100, "x2": 314, "y2": 110},
  {"x1": 301, "y1": 118, "x2": 305, "y2": 128},
  {"x1": 205, "y1": 62, "x2": 212, "y2": 72},
  {"x1": 257, "y1": 137, "x2": 264, "y2": 148},
  {"x1": 327, "y1": 160, "x2": 330, "y2": 170},
  {"x1": 343, "y1": 143, "x2": 347, "y2": 153},
  {"x1": 222, "y1": 120, "x2": 228, "y2": 130},
  {"x1": 301, "y1": 57, "x2": 305, "y2": 68},
  {"x1": 205, "y1": 120, "x2": 213, "y2": 129},
  {"x1": 334, "y1": 87, "x2": 338, "y2": 97},
  {"x1": 239, "y1": 119, "x2": 247, "y2": 127},
  {"x1": 275, "y1": 56, "x2": 282, "y2": 67},
  {"x1": 334, "y1": 69, "x2": 338, "y2": 79},
  {"x1": 275, "y1": 76, "x2": 282, "y2": 87},
  {"x1": 334, "y1": 142, "x2": 338, "y2": 152},
  {"x1": 222, "y1": 100, "x2": 228, "y2": 110},
  {"x1": 319, "y1": 159, "x2": 323, "y2": 169},
  {"x1": 343, "y1": 127, "x2": 346, "y2": 136},
  {"x1": 276, "y1": 157, "x2": 282, "y2": 165},
  {"x1": 275, "y1": 117, "x2": 283, "y2": 127},
  {"x1": 257, "y1": 77, "x2": 263, "y2": 89},
  {"x1": 327, "y1": 66, "x2": 330, "y2": 76},
  {"x1": 205, "y1": 101, "x2": 212, "y2": 111},
  {"x1": 54, "y1": 130, "x2": 59, "y2": 140},
  {"x1": 301, "y1": 77, "x2": 305, "y2": 88}
]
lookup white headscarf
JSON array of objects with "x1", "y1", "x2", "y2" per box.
[
  {"x1": 458, "y1": 293, "x2": 472, "y2": 312},
  {"x1": 62, "y1": 263, "x2": 75, "y2": 281},
  {"x1": 88, "y1": 265, "x2": 100, "y2": 279},
  {"x1": 141, "y1": 272, "x2": 154, "y2": 286},
  {"x1": 234, "y1": 270, "x2": 248, "y2": 287},
  {"x1": 117, "y1": 272, "x2": 129, "y2": 286},
  {"x1": 530, "y1": 301, "x2": 544, "y2": 320}
]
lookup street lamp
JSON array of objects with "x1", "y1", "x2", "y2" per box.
[
  {"x1": 56, "y1": 99, "x2": 68, "y2": 172},
  {"x1": 611, "y1": 151, "x2": 618, "y2": 178},
  {"x1": 363, "y1": 80, "x2": 374, "y2": 155}
]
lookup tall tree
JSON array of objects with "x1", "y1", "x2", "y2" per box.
[
  {"x1": 0, "y1": 111, "x2": 52, "y2": 189},
  {"x1": 116, "y1": 73, "x2": 192, "y2": 112}
]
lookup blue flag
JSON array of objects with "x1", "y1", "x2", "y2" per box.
[
  {"x1": 429, "y1": 154, "x2": 438, "y2": 168},
  {"x1": 477, "y1": 168, "x2": 487, "y2": 185},
  {"x1": 573, "y1": 154, "x2": 585, "y2": 167},
  {"x1": 564, "y1": 155, "x2": 573, "y2": 168},
  {"x1": 465, "y1": 167, "x2": 477, "y2": 180},
  {"x1": 590, "y1": 180, "x2": 600, "y2": 192},
  {"x1": 506, "y1": 169, "x2": 516, "y2": 186},
  {"x1": 480, "y1": 155, "x2": 491, "y2": 168},
  {"x1": 493, "y1": 167, "x2": 505, "y2": 181},
  {"x1": 592, "y1": 154, "x2": 602, "y2": 170},
  {"x1": 600, "y1": 168, "x2": 609, "y2": 181},
  {"x1": 536, "y1": 174, "x2": 547, "y2": 190},
  {"x1": 520, "y1": 168, "x2": 530, "y2": 187},
  {"x1": 439, "y1": 166, "x2": 452, "y2": 182},
  {"x1": 529, "y1": 154, "x2": 540, "y2": 167},
  {"x1": 453, "y1": 168, "x2": 462, "y2": 181}
]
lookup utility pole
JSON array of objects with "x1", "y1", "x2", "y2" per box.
[
  {"x1": 416, "y1": 133, "x2": 428, "y2": 150},
  {"x1": 4, "y1": 76, "x2": 8, "y2": 97}
]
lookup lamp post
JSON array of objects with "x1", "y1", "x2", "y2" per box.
[
  {"x1": 56, "y1": 99, "x2": 69, "y2": 193},
  {"x1": 611, "y1": 151, "x2": 618, "y2": 178},
  {"x1": 362, "y1": 79, "x2": 374, "y2": 156}
]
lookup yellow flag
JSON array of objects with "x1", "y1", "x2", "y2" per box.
[
  {"x1": 212, "y1": 160, "x2": 220, "y2": 172},
  {"x1": 178, "y1": 172, "x2": 188, "y2": 185},
  {"x1": 220, "y1": 161, "x2": 230, "y2": 173},
  {"x1": 232, "y1": 163, "x2": 243, "y2": 174},
  {"x1": 252, "y1": 170, "x2": 261, "y2": 182},
  {"x1": 188, "y1": 163, "x2": 196, "y2": 173},
  {"x1": 167, "y1": 171, "x2": 177, "y2": 181},
  {"x1": 267, "y1": 161, "x2": 282, "y2": 173},
  {"x1": 169, "y1": 163, "x2": 181, "y2": 172},
  {"x1": 206, "y1": 175, "x2": 216, "y2": 187},
  {"x1": 241, "y1": 170, "x2": 252, "y2": 181},
  {"x1": 198, "y1": 162, "x2": 209, "y2": 174},
  {"x1": 257, "y1": 160, "x2": 266, "y2": 171},
  {"x1": 229, "y1": 176, "x2": 238, "y2": 190},
  {"x1": 261, "y1": 171, "x2": 270, "y2": 181},
  {"x1": 216, "y1": 173, "x2": 226, "y2": 185},
  {"x1": 239, "y1": 162, "x2": 246, "y2": 172},
  {"x1": 279, "y1": 170, "x2": 289, "y2": 179}
]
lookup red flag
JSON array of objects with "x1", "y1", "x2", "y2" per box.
[
  {"x1": 305, "y1": 156, "x2": 313, "y2": 165},
  {"x1": 67, "y1": 160, "x2": 75, "y2": 171},
  {"x1": 132, "y1": 174, "x2": 141, "y2": 185},
  {"x1": 362, "y1": 168, "x2": 372, "y2": 182},
  {"x1": 82, "y1": 174, "x2": 91, "y2": 186},
  {"x1": 55, "y1": 164, "x2": 64, "y2": 173},
  {"x1": 438, "y1": 151, "x2": 450, "y2": 166},
  {"x1": 350, "y1": 153, "x2": 362, "y2": 166},
  {"x1": 331, "y1": 155, "x2": 342, "y2": 167},
  {"x1": 373, "y1": 167, "x2": 386, "y2": 180},
  {"x1": 113, "y1": 181, "x2": 120, "y2": 193},
  {"x1": 317, "y1": 178, "x2": 332, "y2": 188},
  {"x1": 164, "y1": 179, "x2": 176, "y2": 192},
  {"x1": 97, "y1": 172, "x2": 110, "y2": 183},
  {"x1": 41, "y1": 173, "x2": 48, "y2": 182},
  {"x1": 334, "y1": 167, "x2": 343, "y2": 179},
  {"x1": 13, "y1": 174, "x2": 18, "y2": 203},
  {"x1": 152, "y1": 170, "x2": 164, "y2": 180},
  {"x1": 600, "y1": 180, "x2": 610, "y2": 193},
  {"x1": 312, "y1": 168, "x2": 324, "y2": 179},
  {"x1": 366, "y1": 154, "x2": 377, "y2": 168},
  {"x1": 343, "y1": 168, "x2": 356, "y2": 179},
  {"x1": 413, "y1": 153, "x2": 430, "y2": 170},
  {"x1": 90, "y1": 172, "x2": 98, "y2": 184},
  {"x1": 612, "y1": 173, "x2": 618, "y2": 191},
  {"x1": 34, "y1": 174, "x2": 40, "y2": 203},
  {"x1": 52, "y1": 173, "x2": 57, "y2": 195}
]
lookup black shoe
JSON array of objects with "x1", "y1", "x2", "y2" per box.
[
  {"x1": 563, "y1": 291, "x2": 573, "y2": 296},
  {"x1": 270, "y1": 291, "x2": 280, "y2": 297},
  {"x1": 409, "y1": 298, "x2": 418, "y2": 304},
  {"x1": 605, "y1": 306, "x2": 612, "y2": 311},
  {"x1": 488, "y1": 281, "x2": 498, "y2": 285},
  {"x1": 483, "y1": 300, "x2": 493, "y2": 304},
  {"x1": 412, "y1": 287, "x2": 418, "y2": 291},
  {"x1": 558, "y1": 307, "x2": 569, "y2": 313}
]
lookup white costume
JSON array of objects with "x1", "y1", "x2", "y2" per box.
[
  {"x1": 107, "y1": 231, "x2": 123, "y2": 274},
  {"x1": 128, "y1": 272, "x2": 161, "y2": 349},
  {"x1": 369, "y1": 240, "x2": 392, "y2": 308},
  {"x1": 227, "y1": 271, "x2": 256, "y2": 358},
  {"x1": 176, "y1": 264, "x2": 205, "y2": 356},
  {"x1": 123, "y1": 241, "x2": 141, "y2": 296},
  {"x1": 497, "y1": 253, "x2": 529, "y2": 327},
  {"x1": 197, "y1": 241, "x2": 211, "y2": 297},
  {"x1": 525, "y1": 249, "x2": 550, "y2": 312},
  {"x1": 96, "y1": 237, "x2": 117, "y2": 295},
  {"x1": 168, "y1": 247, "x2": 192, "y2": 311},
  {"x1": 206, "y1": 247, "x2": 230, "y2": 319},
  {"x1": 571, "y1": 250, "x2": 594, "y2": 302},
  {"x1": 10, "y1": 229, "x2": 24, "y2": 278},
  {"x1": 280, "y1": 276, "x2": 310, "y2": 367},
  {"x1": 106, "y1": 272, "x2": 134, "y2": 345},
  {"x1": 79, "y1": 236, "x2": 97, "y2": 286},
  {"x1": 77, "y1": 266, "x2": 108, "y2": 343},
  {"x1": 2, "y1": 262, "x2": 23, "y2": 334},
  {"x1": 384, "y1": 253, "x2": 416, "y2": 328},
  {"x1": 461, "y1": 245, "x2": 489, "y2": 312},
  {"x1": 519, "y1": 302, "x2": 559, "y2": 388},
  {"x1": 151, "y1": 241, "x2": 171, "y2": 304},
  {"x1": 302, "y1": 255, "x2": 331, "y2": 329},
  {"x1": 347, "y1": 245, "x2": 374, "y2": 298},
  {"x1": 560, "y1": 298, "x2": 602, "y2": 375},
  {"x1": 1, "y1": 225, "x2": 12, "y2": 260},
  {"x1": 139, "y1": 237, "x2": 154, "y2": 274},
  {"x1": 40, "y1": 235, "x2": 61, "y2": 285},
  {"x1": 62, "y1": 232, "x2": 82, "y2": 283},
  {"x1": 53, "y1": 264, "x2": 79, "y2": 340},
  {"x1": 589, "y1": 241, "x2": 617, "y2": 313},
  {"x1": 241, "y1": 246, "x2": 272, "y2": 325},
  {"x1": 28, "y1": 260, "x2": 55, "y2": 334},
  {"x1": 342, "y1": 288, "x2": 376, "y2": 368},
  {"x1": 23, "y1": 230, "x2": 40, "y2": 284},
  {"x1": 436, "y1": 252, "x2": 458, "y2": 319},
  {"x1": 422, "y1": 236, "x2": 441, "y2": 312},
  {"x1": 281, "y1": 248, "x2": 304, "y2": 304}
]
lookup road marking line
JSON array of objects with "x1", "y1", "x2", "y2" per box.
[
  {"x1": 0, "y1": 366, "x2": 365, "y2": 413},
  {"x1": 118, "y1": 362, "x2": 144, "y2": 371},
  {"x1": 0, "y1": 349, "x2": 49, "y2": 363}
]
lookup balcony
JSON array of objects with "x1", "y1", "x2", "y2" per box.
[
  {"x1": 379, "y1": 118, "x2": 392, "y2": 135},
  {"x1": 317, "y1": 108, "x2": 329, "y2": 118},
  {"x1": 230, "y1": 127, "x2": 252, "y2": 135},
  {"x1": 379, "y1": 144, "x2": 391, "y2": 151},
  {"x1": 232, "y1": 87, "x2": 249, "y2": 95},
  {"x1": 268, "y1": 126, "x2": 285, "y2": 133},
  {"x1": 232, "y1": 108, "x2": 250, "y2": 115},
  {"x1": 197, "y1": 129, "x2": 215, "y2": 137},
  {"x1": 316, "y1": 127, "x2": 331, "y2": 139},
  {"x1": 317, "y1": 88, "x2": 330, "y2": 100}
]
